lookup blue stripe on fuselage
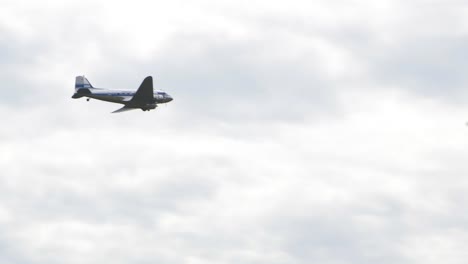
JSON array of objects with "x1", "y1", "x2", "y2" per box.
[
  {"x1": 75, "y1": 84, "x2": 92, "y2": 88},
  {"x1": 91, "y1": 92, "x2": 161, "y2": 96},
  {"x1": 93, "y1": 93, "x2": 135, "y2": 96}
]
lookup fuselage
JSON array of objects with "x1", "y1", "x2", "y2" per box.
[{"x1": 84, "y1": 88, "x2": 173, "y2": 104}]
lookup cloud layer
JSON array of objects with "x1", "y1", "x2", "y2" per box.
[{"x1": 1, "y1": 0, "x2": 468, "y2": 263}]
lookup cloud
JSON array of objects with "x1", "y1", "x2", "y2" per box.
[
  {"x1": 1, "y1": 0, "x2": 468, "y2": 264},
  {"x1": 3, "y1": 91, "x2": 468, "y2": 264},
  {"x1": 365, "y1": 36, "x2": 468, "y2": 101}
]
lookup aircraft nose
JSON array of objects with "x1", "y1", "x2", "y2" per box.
[{"x1": 166, "y1": 95, "x2": 173, "y2": 102}]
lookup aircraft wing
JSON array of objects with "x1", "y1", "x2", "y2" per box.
[
  {"x1": 129, "y1": 76, "x2": 154, "y2": 105},
  {"x1": 112, "y1": 106, "x2": 138, "y2": 113}
]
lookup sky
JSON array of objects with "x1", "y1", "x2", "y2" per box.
[{"x1": 1, "y1": 0, "x2": 468, "y2": 263}]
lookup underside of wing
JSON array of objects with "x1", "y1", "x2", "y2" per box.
[
  {"x1": 112, "y1": 106, "x2": 138, "y2": 113},
  {"x1": 129, "y1": 76, "x2": 154, "y2": 106}
]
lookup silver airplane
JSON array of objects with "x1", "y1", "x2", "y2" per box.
[{"x1": 71, "y1": 76, "x2": 173, "y2": 113}]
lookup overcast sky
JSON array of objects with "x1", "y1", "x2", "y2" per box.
[{"x1": 1, "y1": 0, "x2": 468, "y2": 263}]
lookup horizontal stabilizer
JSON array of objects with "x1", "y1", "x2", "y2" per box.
[
  {"x1": 112, "y1": 106, "x2": 138, "y2": 113},
  {"x1": 71, "y1": 87, "x2": 92, "y2": 99}
]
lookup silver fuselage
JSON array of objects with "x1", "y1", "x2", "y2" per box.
[{"x1": 83, "y1": 88, "x2": 173, "y2": 104}]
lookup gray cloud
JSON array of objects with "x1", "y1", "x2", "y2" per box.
[
  {"x1": 79, "y1": 32, "x2": 343, "y2": 125},
  {"x1": 367, "y1": 36, "x2": 468, "y2": 101},
  {"x1": 0, "y1": 29, "x2": 44, "y2": 105}
]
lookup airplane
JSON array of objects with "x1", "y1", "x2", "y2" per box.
[{"x1": 71, "y1": 76, "x2": 173, "y2": 113}]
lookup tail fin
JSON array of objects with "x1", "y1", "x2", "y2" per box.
[
  {"x1": 75, "y1": 76, "x2": 94, "y2": 91},
  {"x1": 72, "y1": 76, "x2": 93, "y2": 99}
]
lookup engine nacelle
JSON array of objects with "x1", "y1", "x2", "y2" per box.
[{"x1": 142, "y1": 103, "x2": 157, "y2": 111}]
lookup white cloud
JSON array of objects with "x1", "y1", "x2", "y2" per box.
[{"x1": 0, "y1": 0, "x2": 467, "y2": 263}]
